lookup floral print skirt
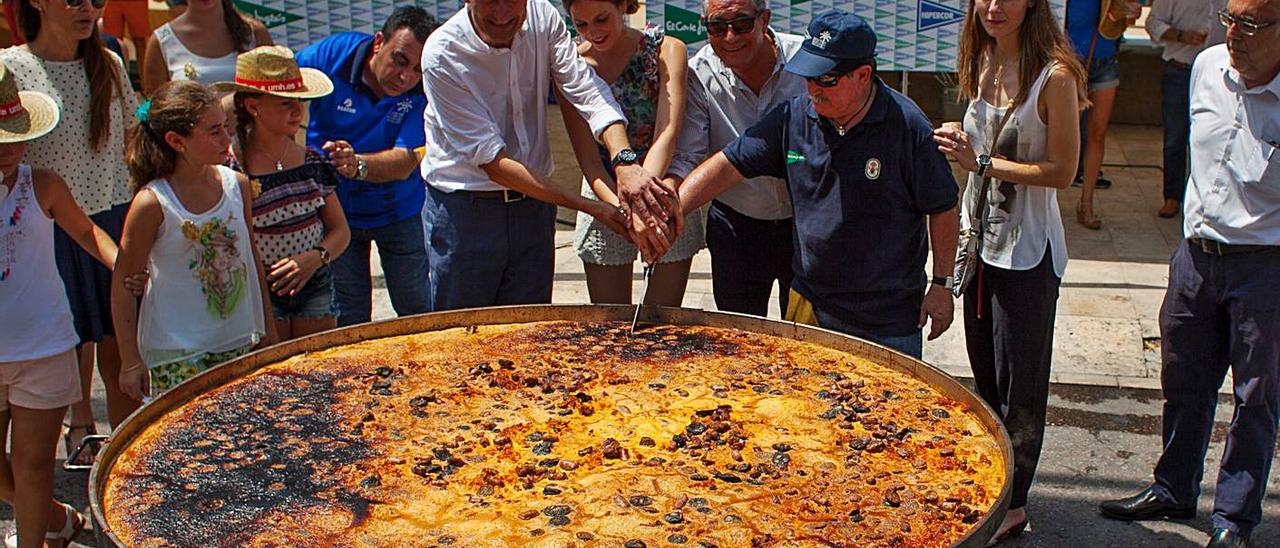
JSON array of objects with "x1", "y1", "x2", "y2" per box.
[{"x1": 150, "y1": 344, "x2": 254, "y2": 393}]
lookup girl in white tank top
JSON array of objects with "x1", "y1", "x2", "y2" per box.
[
  {"x1": 0, "y1": 70, "x2": 120, "y2": 548},
  {"x1": 113, "y1": 81, "x2": 277, "y2": 401}
]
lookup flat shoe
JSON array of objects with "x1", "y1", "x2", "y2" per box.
[{"x1": 985, "y1": 516, "x2": 1028, "y2": 547}]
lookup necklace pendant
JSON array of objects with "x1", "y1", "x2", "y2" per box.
[{"x1": 275, "y1": 160, "x2": 285, "y2": 172}]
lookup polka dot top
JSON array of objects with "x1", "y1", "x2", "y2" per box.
[
  {"x1": 0, "y1": 46, "x2": 137, "y2": 215},
  {"x1": 228, "y1": 148, "x2": 340, "y2": 266}
]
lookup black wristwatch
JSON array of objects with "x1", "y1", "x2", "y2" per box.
[
  {"x1": 610, "y1": 148, "x2": 639, "y2": 169},
  {"x1": 975, "y1": 154, "x2": 992, "y2": 177},
  {"x1": 931, "y1": 276, "x2": 955, "y2": 290}
]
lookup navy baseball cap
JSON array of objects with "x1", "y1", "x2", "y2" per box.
[{"x1": 785, "y1": 10, "x2": 878, "y2": 78}]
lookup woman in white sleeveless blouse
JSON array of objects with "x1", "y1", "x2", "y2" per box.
[
  {"x1": 932, "y1": 0, "x2": 1088, "y2": 544},
  {"x1": 140, "y1": 0, "x2": 272, "y2": 95}
]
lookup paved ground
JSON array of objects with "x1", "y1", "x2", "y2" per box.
[{"x1": 11, "y1": 121, "x2": 1279, "y2": 546}]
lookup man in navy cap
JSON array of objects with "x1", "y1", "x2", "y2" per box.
[{"x1": 670, "y1": 10, "x2": 959, "y2": 358}]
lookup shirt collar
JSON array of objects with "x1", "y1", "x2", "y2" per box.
[
  {"x1": 1225, "y1": 63, "x2": 1280, "y2": 98},
  {"x1": 342, "y1": 37, "x2": 376, "y2": 92},
  {"x1": 805, "y1": 77, "x2": 891, "y2": 130}
]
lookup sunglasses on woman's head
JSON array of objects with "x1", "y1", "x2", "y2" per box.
[
  {"x1": 65, "y1": 0, "x2": 108, "y2": 9},
  {"x1": 702, "y1": 14, "x2": 757, "y2": 37}
]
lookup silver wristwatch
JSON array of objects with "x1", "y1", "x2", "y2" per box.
[{"x1": 354, "y1": 155, "x2": 369, "y2": 180}]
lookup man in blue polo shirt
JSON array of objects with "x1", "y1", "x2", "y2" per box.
[
  {"x1": 296, "y1": 7, "x2": 441, "y2": 326},
  {"x1": 673, "y1": 10, "x2": 959, "y2": 358}
]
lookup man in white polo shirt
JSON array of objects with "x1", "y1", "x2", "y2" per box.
[{"x1": 420, "y1": 0, "x2": 676, "y2": 311}]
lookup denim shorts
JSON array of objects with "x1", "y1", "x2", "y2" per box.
[
  {"x1": 269, "y1": 265, "x2": 338, "y2": 320},
  {"x1": 1086, "y1": 54, "x2": 1120, "y2": 93}
]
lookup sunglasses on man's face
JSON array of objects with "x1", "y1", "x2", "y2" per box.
[
  {"x1": 808, "y1": 71, "x2": 847, "y2": 88},
  {"x1": 702, "y1": 14, "x2": 757, "y2": 37},
  {"x1": 65, "y1": 0, "x2": 108, "y2": 9}
]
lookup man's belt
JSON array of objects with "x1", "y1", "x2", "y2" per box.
[
  {"x1": 1166, "y1": 59, "x2": 1192, "y2": 71},
  {"x1": 1189, "y1": 237, "x2": 1278, "y2": 256},
  {"x1": 460, "y1": 189, "x2": 526, "y2": 203}
]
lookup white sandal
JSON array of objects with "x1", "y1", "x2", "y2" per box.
[
  {"x1": 3, "y1": 502, "x2": 83, "y2": 548},
  {"x1": 44, "y1": 502, "x2": 84, "y2": 548}
]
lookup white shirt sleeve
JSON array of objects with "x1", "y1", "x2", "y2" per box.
[
  {"x1": 667, "y1": 66, "x2": 710, "y2": 180},
  {"x1": 544, "y1": 5, "x2": 626, "y2": 140},
  {"x1": 1146, "y1": 0, "x2": 1174, "y2": 43},
  {"x1": 423, "y1": 58, "x2": 508, "y2": 168}
]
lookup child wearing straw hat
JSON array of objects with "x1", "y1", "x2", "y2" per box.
[
  {"x1": 0, "y1": 60, "x2": 119, "y2": 548},
  {"x1": 111, "y1": 80, "x2": 278, "y2": 402},
  {"x1": 214, "y1": 46, "x2": 350, "y2": 341}
]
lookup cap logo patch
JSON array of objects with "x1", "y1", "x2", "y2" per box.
[
  {"x1": 810, "y1": 30, "x2": 833, "y2": 49},
  {"x1": 865, "y1": 158, "x2": 881, "y2": 180}
]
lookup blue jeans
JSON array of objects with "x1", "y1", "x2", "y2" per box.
[
  {"x1": 1161, "y1": 61, "x2": 1192, "y2": 201},
  {"x1": 269, "y1": 266, "x2": 337, "y2": 320},
  {"x1": 812, "y1": 312, "x2": 924, "y2": 359},
  {"x1": 424, "y1": 185, "x2": 557, "y2": 311},
  {"x1": 705, "y1": 200, "x2": 794, "y2": 317},
  {"x1": 331, "y1": 214, "x2": 431, "y2": 327}
]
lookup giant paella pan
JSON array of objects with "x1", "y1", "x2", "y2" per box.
[{"x1": 89, "y1": 305, "x2": 1013, "y2": 547}]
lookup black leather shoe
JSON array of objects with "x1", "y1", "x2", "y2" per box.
[
  {"x1": 1099, "y1": 487, "x2": 1196, "y2": 521},
  {"x1": 1206, "y1": 528, "x2": 1248, "y2": 548}
]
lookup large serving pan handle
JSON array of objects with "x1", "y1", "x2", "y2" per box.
[{"x1": 62, "y1": 434, "x2": 109, "y2": 472}]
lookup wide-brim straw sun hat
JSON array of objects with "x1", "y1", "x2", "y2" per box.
[
  {"x1": 211, "y1": 45, "x2": 333, "y2": 99},
  {"x1": 0, "y1": 62, "x2": 59, "y2": 143}
]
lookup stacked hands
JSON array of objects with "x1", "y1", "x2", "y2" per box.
[{"x1": 591, "y1": 163, "x2": 684, "y2": 265}]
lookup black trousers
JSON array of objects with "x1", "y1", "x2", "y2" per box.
[
  {"x1": 1151, "y1": 240, "x2": 1280, "y2": 536},
  {"x1": 964, "y1": 250, "x2": 1061, "y2": 509},
  {"x1": 705, "y1": 200, "x2": 794, "y2": 317}
]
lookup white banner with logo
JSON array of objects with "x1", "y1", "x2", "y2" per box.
[{"x1": 234, "y1": 0, "x2": 1065, "y2": 73}]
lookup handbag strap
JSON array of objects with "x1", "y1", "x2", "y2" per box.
[{"x1": 969, "y1": 104, "x2": 1018, "y2": 250}]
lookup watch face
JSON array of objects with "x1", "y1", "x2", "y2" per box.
[{"x1": 615, "y1": 149, "x2": 638, "y2": 165}]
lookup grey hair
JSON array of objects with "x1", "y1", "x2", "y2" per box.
[{"x1": 702, "y1": 0, "x2": 768, "y2": 17}]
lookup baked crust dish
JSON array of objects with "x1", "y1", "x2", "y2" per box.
[{"x1": 104, "y1": 321, "x2": 1005, "y2": 547}]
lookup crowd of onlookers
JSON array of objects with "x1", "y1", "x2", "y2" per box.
[{"x1": 0, "y1": 0, "x2": 1275, "y2": 547}]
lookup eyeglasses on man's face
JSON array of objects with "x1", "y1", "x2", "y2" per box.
[
  {"x1": 702, "y1": 13, "x2": 758, "y2": 37},
  {"x1": 1218, "y1": 9, "x2": 1277, "y2": 36}
]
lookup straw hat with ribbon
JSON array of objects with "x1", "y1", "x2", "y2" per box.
[
  {"x1": 211, "y1": 45, "x2": 333, "y2": 99},
  {"x1": 0, "y1": 61, "x2": 59, "y2": 144}
]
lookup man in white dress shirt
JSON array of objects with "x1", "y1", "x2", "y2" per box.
[
  {"x1": 1146, "y1": 0, "x2": 1227, "y2": 218},
  {"x1": 1100, "y1": 1, "x2": 1280, "y2": 546},
  {"x1": 420, "y1": 0, "x2": 675, "y2": 311}
]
